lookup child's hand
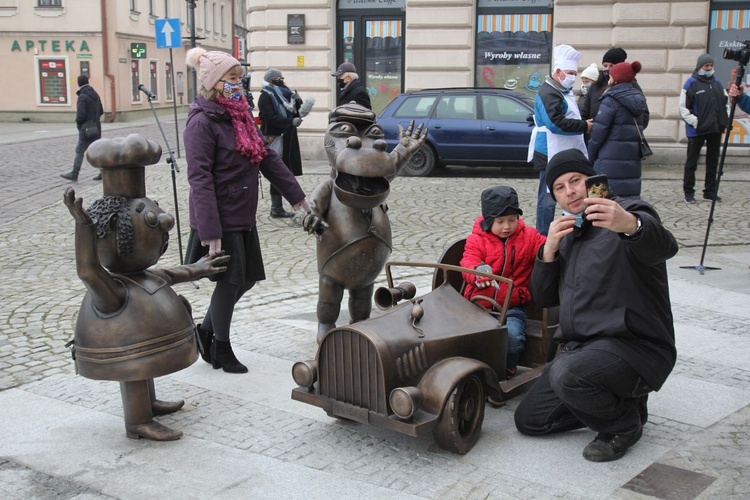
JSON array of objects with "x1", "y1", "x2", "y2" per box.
[{"x1": 476, "y1": 276, "x2": 498, "y2": 289}]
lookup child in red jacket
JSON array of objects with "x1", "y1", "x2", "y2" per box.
[{"x1": 461, "y1": 186, "x2": 546, "y2": 377}]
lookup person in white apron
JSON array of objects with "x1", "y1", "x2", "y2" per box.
[{"x1": 527, "y1": 44, "x2": 593, "y2": 235}]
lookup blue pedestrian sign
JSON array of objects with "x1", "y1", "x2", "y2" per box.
[{"x1": 155, "y1": 18, "x2": 182, "y2": 49}]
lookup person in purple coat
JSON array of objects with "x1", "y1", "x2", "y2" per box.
[{"x1": 184, "y1": 47, "x2": 310, "y2": 374}]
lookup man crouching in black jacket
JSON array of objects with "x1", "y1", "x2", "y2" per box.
[{"x1": 514, "y1": 149, "x2": 678, "y2": 462}]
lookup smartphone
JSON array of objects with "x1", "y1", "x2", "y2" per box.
[{"x1": 585, "y1": 174, "x2": 609, "y2": 199}]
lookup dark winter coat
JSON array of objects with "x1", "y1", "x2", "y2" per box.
[
  {"x1": 679, "y1": 71, "x2": 729, "y2": 138},
  {"x1": 76, "y1": 85, "x2": 103, "y2": 140},
  {"x1": 257, "y1": 85, "x2": 303, "y2": 176},
  {"x1": 530, "y1": 197, "x2": 678, "y2": 391},
  {"x1": 588, "y1": 83, "x2": 649, "y2": 197},
  {"x1": 184, "y1": 96, "x2": 305, "y2": 242},
  {"x1": 461, "y1": 217, "x2": 546, "y2": 309},
  {"x1": 337, "y1": 78, "x2": 372, "y2": 109},
  {"x1": 580, "y1": 76, "x2": 649, "y2": 128}
]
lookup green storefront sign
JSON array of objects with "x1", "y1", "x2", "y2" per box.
[{"x1": 10, "y1": 39, "x2": 90, "y2": 53}]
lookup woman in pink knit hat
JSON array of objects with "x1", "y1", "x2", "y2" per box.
[{"x1": 183, "y1": 47, "x2": 310, "y2": 373}]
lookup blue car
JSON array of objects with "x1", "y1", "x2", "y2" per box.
[{"x1": 377, "y1": 88, "x2": 535, "y2": 176}]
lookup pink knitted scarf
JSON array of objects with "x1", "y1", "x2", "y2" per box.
[{"x1": 215, "y1": 95, "x2": 267, "y2": 164}]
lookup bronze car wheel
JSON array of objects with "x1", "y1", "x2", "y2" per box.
[
  {"x1": 401, "y1": 143, "x2": 436, "y2": 177},
  {"x1": 433, "y1": 374, "x2": 485, "y2": 454}
]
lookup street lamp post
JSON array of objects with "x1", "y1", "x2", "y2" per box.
[{"x1": 186, "y1": 0, "x2": 197, "y2": 99}]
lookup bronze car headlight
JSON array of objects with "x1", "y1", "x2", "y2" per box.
[
  {"x1": 292, "y1": 360, "x2": 317, "y2": 389},
  {"x1": 390, "y1": 386, "x2": 422, "y2": 420}
]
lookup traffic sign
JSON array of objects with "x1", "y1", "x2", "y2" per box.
[{"x1": 155, "y1": 18, "x2": 182, "y2": 49}]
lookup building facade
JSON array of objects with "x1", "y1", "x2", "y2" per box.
[
  {"x1": 2, "y1": 1, "x2": 749, "y2": 163},
  {"x1": 0, "y1": 0, "x2": 237, "y2": 123},
  {"x1": 247, "y1": 0, "x2": 750, "y2": 161}
]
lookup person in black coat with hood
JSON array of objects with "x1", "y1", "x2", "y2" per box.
[
  {"x1": 588, "y1": 61, "x2": 649, "y2": 198},
  {"x1": 60, "y1": 75, "x2": 104, "y2": 181},
  {"x1": 332, "y1": 62, "x2": 371, "y2": 109}
]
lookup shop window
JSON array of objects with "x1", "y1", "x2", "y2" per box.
[
  {"x1": 37, "y1": 58, "x2": 69, "y2": 105},
  {"x1": 165, "y1": 61, "x2": 174, "y2": 101},
  {"x1": 709, "y1": 1, "x2": 750, "y2": 144},
  {"x1": 149, "y1": 60, "x2": 159, "y2": 101},
  {"x1": 131, "y1": 60, "x2": 141, "y2": 103},
  {"x1": 475, "y1": 0, "x2": 553, "y2": 99},
  {"x1": 336, "y1": 1, "x2": 405, "y2": 114}
]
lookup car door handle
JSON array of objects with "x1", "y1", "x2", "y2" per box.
[{"x1": 486, "y1": 126, "x2": 496, "y2": 131}]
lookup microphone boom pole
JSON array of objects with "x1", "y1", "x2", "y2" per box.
[{"x1": 139, "y1": 84, "x2": 185, "y2": 265}]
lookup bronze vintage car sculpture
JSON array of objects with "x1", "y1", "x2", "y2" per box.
[{"x1": 292, "y1": 239, "x2": 558, "y2": 454}]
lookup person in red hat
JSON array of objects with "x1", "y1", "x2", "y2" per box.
[{"x1": 588, "y1": 61, "x2": 649, "y2": 198}]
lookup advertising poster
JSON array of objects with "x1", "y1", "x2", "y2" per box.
[
  {"x1": 475, "y1": 13, "x2": 552, "y2": 99},
  {"x1": 365, "y1": 19, "x2": 402, "y2": 113},
  {"x1": 708, "y1": 8, "x2": 750, "y2": 145}
]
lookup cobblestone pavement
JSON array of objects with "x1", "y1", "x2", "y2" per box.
[{"x1": 1, "y1": 119, "x2": 749, "y2": 499}]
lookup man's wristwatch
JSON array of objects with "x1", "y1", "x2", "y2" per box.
[{"x1": 623, "y1": 216, "x2": 643, "y2": 237}]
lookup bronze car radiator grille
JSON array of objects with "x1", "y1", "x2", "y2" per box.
[
  {"x1": 319, "y1": 329, "x2": 387, "y2": 414},
  {"x1": 396, "y1": 343, "x2": 428, "y2": 383}
]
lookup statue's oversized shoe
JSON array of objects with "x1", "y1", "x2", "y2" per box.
[
  {"x1": 126, "y1": 421, "x2": 183, "y2": 441},
  {"x1": 151, "y1": 398, "x2": 185, "y2": 416}
]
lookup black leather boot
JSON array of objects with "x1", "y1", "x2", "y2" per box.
[
  {"x1": 211, "y1": 340, "x2": 248, "y2": 373},
  {"x1": 270, "y1": 195, "x2": 294, "y2": 218},
  {"x1": 195, "y1": 324, "x2": 213, "y2": 364}
]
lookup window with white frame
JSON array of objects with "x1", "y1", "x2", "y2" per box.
[{"x1": 203, "y1": 0, "x2": 208, "y2": 31}]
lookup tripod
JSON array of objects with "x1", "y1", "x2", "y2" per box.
[
  {"x1": 680, "y1": 63, "x2": 745, "y2": 275},
  {"x1": 139, "y1": 86, "x2": 185, "y2": 265}
]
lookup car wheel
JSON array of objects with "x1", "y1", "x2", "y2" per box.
[
  {"x1": 401, "y1": 143, "x2": 437, "y2": 177},
  {"x1": 433, "y1": 374, "x2": 485, "y2": 454}
]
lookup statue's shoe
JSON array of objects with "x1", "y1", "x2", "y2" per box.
[
  {"x1": 151, "y1": 399, "x2": 185, "y2": 416},
  {"x1": 126, "y1": 421, "x2": 183, "y2": 441}
]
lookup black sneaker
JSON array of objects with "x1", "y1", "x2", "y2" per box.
[
  {"x1": 703, "y1": 194, "x2": 722, "y2": 202},
  {"x1": 60, "y1": 171, "x2": 78, "y2": 181},
  {"x1": 582, "y1": 423, "x2": 643, "y2": 462},
  {"x1": 93, "y1": 173, "x2": 102, "y2": 181},
  {"x1": 684, "y1": 194, "x2": 696, "y2": 204}
]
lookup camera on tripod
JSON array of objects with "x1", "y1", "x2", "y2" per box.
[{"x1": 723, "y1": 40, "x2": 750, "y2": 65}]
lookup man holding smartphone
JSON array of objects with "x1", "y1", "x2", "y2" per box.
[{"x1": 514, "y1": 148, "x2": 678, "y2": 462}]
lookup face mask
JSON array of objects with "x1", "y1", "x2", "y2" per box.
[
  {"x1": 562, "y1": 210, "x2": 585, "y2": 228},
  {"x1": 220, "y1": 80, "x2": 243, "y2": 101},
  {"x1": 560, "y1": 74, "x2": 576, "y2": 89},
  {"x1": 337, "y1": 78, "x2": 346, "y2": 89},
  {"x1": 272, "y1": 78, "x2": 285, "y2": 86},
  {"x1": 699, "y1": 69, "x2": 715, "y2": 78}
]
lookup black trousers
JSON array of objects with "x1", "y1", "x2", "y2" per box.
[
  {"x1": 683, "y1": 133, "x2": 721, "y2": 197},
  {"x1": 514, "y1": 344, "x2": 649, "y2": 437}
]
